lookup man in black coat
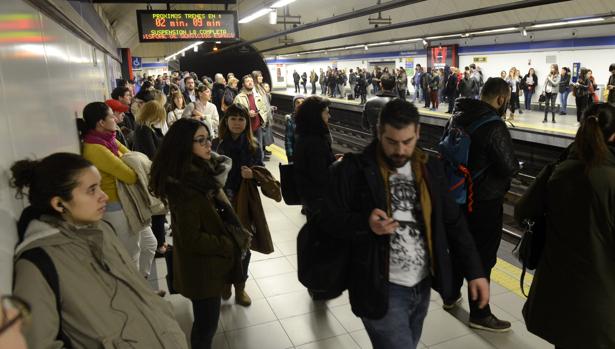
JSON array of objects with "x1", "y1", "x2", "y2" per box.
[
  {"x1": 361, "y1": 73, "x2": 398, "y2": 138},
  {"x1": 323, "y1": 99, "x2": 489, "y2": 349},
  {"x1": 211, "y1": 73, "x2": 227, "y2": 115},
  {"x1": 293, "y1": 70, "x2": 300, "y2": 93},
  {"x1": 445, "y1": 69, "x2": 459, "y2": 114},
  {"x1": 443, "y1": 77, "x2": 520, "y2": 332}
]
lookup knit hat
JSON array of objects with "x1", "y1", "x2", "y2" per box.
[
  {"x1": 105, "y1": 99, "x2": 129, "y2": 113},
  {"x1": 293, "y1": 94, "x2": 305, "y2": 105}
]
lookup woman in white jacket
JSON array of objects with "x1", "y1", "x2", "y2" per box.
[
  {"x1": 182, "y1": 84, "x2": 219, "y2": 137},
  {"x1": 543, "y1": 64, "x2": 561, "y2": 123}
]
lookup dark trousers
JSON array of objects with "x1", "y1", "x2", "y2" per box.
[
  {"x1": 302, "y1": 83, "x2": 307, "y2": 94},
  {"x1": 544, "y1": 92, "x2": 557, "y2": 120},
  {"x1": 312, "y1": 82, "x2": 317, "y2": 94},
  {"x1": 447, "y1": 94, "x2": 457, "y2": 113},
  {"x1": 423, "y1": 88, "x2": 430, "y2": 107},
  {"x1": 510, "y1": 92, "x2": 520, "y2": 114},
  {"x1": 294, "y1": 82, "x2": 300, "y2": 93},
  {"x1": 451, "y1": 198, "x2": 504, "y2": 319},
  {"x1": 398, "y1": 89, "x2": 407, "y2": 100},
  {"x1": 191, "y1": 297, "x2": 221, "y2": 349},
  {"x1": 151, "y1": 214, "x2": 166, "y2": 249},
  {"x1": 430, "y1": 90, "x2": 439, "y2": 109},
  {"x1": 575, "y1": 95, "x2": 590, "y2": 122}
]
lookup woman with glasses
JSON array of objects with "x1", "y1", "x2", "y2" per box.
[
  {"x1": 0, "y1": 296, "x2": 29, "y2": 349},
  {"x1": 11, "y1": 152, "x2": 187, "y2": 349},
  {"x1": 212, "y1": 103, "x2": 264, "y2": 307},
  {"x1": 150, "y1": 118, "x2": 249, "y2": 349}
]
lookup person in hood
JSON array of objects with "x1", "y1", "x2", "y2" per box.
[
  {"x1": 10, "y1": 152, "x2": 187, "y2": 349},
  {"x1": 442, "y1": 77, "x2": 520, "y2": 332},
  {"x1": 149, "y1": 118, "x2": 248, "y2": 349}
]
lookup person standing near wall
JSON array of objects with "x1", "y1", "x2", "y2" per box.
[
  {"x1": 559, "y1": 67, "x2": 572, "y2": 115},
  {"x1": 608, "y1": 64, "x2": 615, "y2": 104},
  {"x1": 505, "y1": 68, "x2": 521, "y2": 121},
  {"x1": 574, "y1": 68, "x2": 591, "y2": 123},
  {"x1": 319, "y1": 68, "x2": 327, "y2": 95},
  {"x1": 412, "y1": 65, "x2": 423, "y2": 102},
  {"x1": 293, "y1": 70, "x2": 300, "y2": 93},
  {"x1": 397, "y1": 67, "x2": 408, "y2": 101},
  {"x1": 445, "y1": 67, "x2": 459, "y2": 113},
  {"x1": 301, "y1": 72, "x2": 308, "y2": 94},
  {"x1": 310, "y1": 70, "x2": 318, "y2": 95},
  {"x1": 522, "y1": 68, "x2": 538, "y2": 112},
  {"x1": 543, "y1": 64, "x2": 560, "y2": 123}
]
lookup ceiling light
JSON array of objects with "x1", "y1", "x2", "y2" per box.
[
  {"x1": 271, "y1": 0, "x2": 296, "y2": 8},
  {"x1": 164, "y1": 41, "x2": 204, "y2": 60},
  {"x1": 215, "y1": 41, "x2": 221, "y2": 44},
  {"x1": 269, "y1": 11, "x2": 277, "y2": 25},
  {"x1": 530, "y1": 17, "x2": 604, "y2": 28},
  {"x1": 368, "y1": 41, "x2": 392, "y2": 47},
  {"x1": 467, "y1": 27, "x2": 518, "y2": 35},
  {"x1": 522, "y1": 28, "x2": 528, "y2": 36},
  {"x1": 364, "y1": 45, "x2": 368, "y2": 51},
  {"x1": 425, "y1": 34, "x2": 462, "y2": 40},
  {"x1": 213, "y1": 46, "x2": 218, "y2": 52},
  {"x1": 422, "y1": 39, "x2": 428, "y2": 45},
  {"x1": 239, "y1": 8, "x2": 273, "y2": 24},
  {"x1": 194, "y1": 45, "x2": 198, "y2": 52},
  {"x1": 392, "y1": 38, "x2": 422, "y2": 44}
]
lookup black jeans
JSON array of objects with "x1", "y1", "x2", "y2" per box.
[
  {"x1": 451, "y1": 198, "x2": 504, "y2": 318},
  {"x1": 191, "y1": 297, "x2": 221, "y2": 349},
  {"x1": 575, "y1": 95, "x2": 590, "y2": 122},
  {"x1": 544, "y1": 92, "x2": 557, "y2": 119},
  {"x1": 294, "y1": 82, "x2": 300, "y2": 93},
  {"x1": 151, "y1": 214, "x2": 166, "y2": 249},
  {"x1": 510, "y1": 92, "x2": 520, "y2": 113}
]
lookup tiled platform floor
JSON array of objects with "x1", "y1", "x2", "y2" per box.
[{"x1": 149, "y1": 156, "x2": 552, "y2": 349}]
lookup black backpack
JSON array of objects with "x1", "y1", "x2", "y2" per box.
[{"x1": 18, "y1": 248, "x2": 73, "y2": 347}]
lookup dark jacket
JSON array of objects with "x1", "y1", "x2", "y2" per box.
[
  {"x1": 284, "y1": 115, "x2": 296, "y2": 161},
  {"x1": 222, "y1": 86, "x2": 238, "y2": 109},
  {"x1": 608, "y1": 74, "x2": 615, "y2": 103},
  {"x1": 293, "y1": 132, "x2": 335, "y2": 207},
  {"x1": 516, "y1": 144, "x2": 615, "y2": 348},
  {"x1": 420, "y1": 72, "x2": 431, "y2": 90},
  {"x1": 212, "y1": 82, "x2": 226, "y2": 113},
  {"x1": 458, "y1": 77, "x2": 476, "y2": 98},
  {"x1": 449, "y1": 98, "x2": 520, "y2": 202},
  {"x1": 167, "y1": 156, "x2": 246, "y2": 299},
  {"x1": 213, "y1": 134, "x2": 264, "y2": 197},
  {"x1": 183, "y1": 90, "x2": 196, "y2": 104},
  {"x1": 293, "y1": 72, "x2": 300, "y2": 84},
  {"x1": 322, "y1": 143, "x2": 484, "y2": 319},
  {"x1": 132, "y1": 124, "x2": 163, "y2": 159},
  {"x1": 445, "y1": 73, "x2": 458, "y2": 96},
  {"x1": 361, "y1": 90, "x2": 398, "y2": 137},
  {"x1": 559, "y1": 73, "x2": 571, "y2": 93},
  {"x1": 522, "y1": 73, "x2": 538, "y2": 92},
  {"x1": 301, "y1": 72, "x2": 308, "y2": 85}
]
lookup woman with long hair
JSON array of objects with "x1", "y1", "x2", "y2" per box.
[
  {"x1": 293, "y1": 96, "x2": 336, "y2": 219},
  {"x1": 587, "y1": 69, "x2": 599, "y2": 104},
  {"x1": 506, "y1": 67, "x2": 521, "y2": 120},
  {"x1": 167, "y1": 85, "x2": 186, "y2": 128},
  {"x1": 11, "y1": 153, "x2": 187, "y2": 348},
  {"x1": 574, "y1": 67, "x2": 591, "y2": 122},
  {"x1": 522, "y1": 68, "x2": 538, "y2": 112},
  {"x1": 212, "y1": 103, "x2": 264, "y2": 306},
  {"x1": 149, "y1": 118, "x2": 248, "y2": 349},
  {"x1": 183, "y1": 84, "x2": 220, "y2": 138},
  {"x1": 559, "y1": 67, "x2": 572, "y2": 115},
  {"x1": 515, "y1": 103, "x2": 615, "y2": 348},
  {"x1": 543, "y1": 64, "x2": 560, "y2": 123},
  {"x1": 428, "y1": 69, "x2": 440, "y2": 111},
  {"x1": 252, "y1": 70, "x2": 274, "y2": 159}
]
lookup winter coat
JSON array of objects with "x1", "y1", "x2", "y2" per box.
[
  {"x1": 448, "y1": 98, "x2": 520, "y2": 202},
  {"x1": 234, "y1": 90, "x2": 270, "y2": 125},
  {"x1": 293, "y1": 72, "x2": 300, "y2": 84},
  {"x1": 293, "y1": 132, "x2": 335, "y2": 208},
  {"x1": 167, "y1": 155, "x2": 249, "y2": 299},
  {"x1": 458, "y1": 77, "x2": 476, "y2": 98},
  {"x1": 544, "y1": 74, "x2": 561, "y2": 94},
  {"x1": 285, "y1": 114, "x2": 297, "y2": 161},
  {"x1": 222, "y1": 86, "x2": 238, "y2": 111},
  {"x1": 82, "y1": 140, "x2": 137, "y2": 203},
  {"x1": 13, "y1": 215, "x2": 188, "y2": 349},
  {"x1": 213, "y1": 133, "x2": 264, "y2": 196},
  {"x1": 559, "y1": 74, "x2": 571, "y2": 93},
  {"x1": 361, "y1": 90, "x2": 398, "y2": 137},
  {"x1": 133, "y1": 124, "x2": 163, "y2": 159},
  {"x1": 445, "y1": 73, "x2": 458, "y2": 96},
  {"x1": 420, "y1": 72, "x2": 431, "y2": 90},
  {"x1": 522, "y1": 73, "x2": 538, "y2": 92},
  {"x1": 516, "y1": 144, "x2": 615, "y2": 348},
  {"x1": 397, "y1": 73, "x2": 408, "y2": 91},
  {"x1": 321, "y1": 143, "x2": 485, "y2": 319},
  {"x1": 301, "y1": 73, "x2": 308, "y2": 85},
  {"x1": 609, "y1": 74, "x2": 615, "y2": 103},
  {"x1": 212, "y1": 82, "x2": 226, "y2": 113},
  {"x1": 428, "y1": 74, "x2": 440, "y2": 91}
]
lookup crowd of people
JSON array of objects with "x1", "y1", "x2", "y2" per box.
[{"x1": 3, "y1": 60, "x2": 615, "y2": 349}]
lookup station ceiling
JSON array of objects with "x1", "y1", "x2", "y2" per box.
[{"x1": 97, "y1": 0, "x2": 615, "y2": 58}]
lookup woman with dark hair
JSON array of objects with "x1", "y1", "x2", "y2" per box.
[
  {"x1": 149, "y1": 118, "x2": 248, "y2": 349},
  {"x1": 212, "y1": 103, "x2": 264, "y2": 306},
  {"x1": 574, "y1": 67, "x2": 591, "y2": 122},
  {"x1": 167, "y1": 85, "x2": 186, "y2": 128},
  {"x1": 11, "y1": 153, "x2": 187, "y2": 348},
  {"x1": 543, "y1": 64, "x2": 560, "y2": 123},
  {"x1": 515, "y1": 103, "x2": 615, "y2": 348},
  {"x1": 559, "y1": 67, "x2": 572, "y2": 115},
  {"x1": 293, "y1": 96, "x2": 336, "y2": 218},
  {"x1": 522, "y1": 68, "x2": 538, "y2": 112},
  {"x1": 183, "y1": 84, "x2": 220, "y2": 137},
  {"x1": 505, "y1": 67, "x2": 521, "y2": 120}
]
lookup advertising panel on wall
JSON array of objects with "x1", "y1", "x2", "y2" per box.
[
  {"x1": 427, "y1": 45, "x2": 459, "y2": 69},
  {"x1": 276, "y1": 64, "x2": 285, "y2": 83},
  {"x1": 405, "y1": 57, "x2": 414, "y2": 77}
]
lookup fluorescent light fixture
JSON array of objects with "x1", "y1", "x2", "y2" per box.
[
  {"x1": 269, "y1": 11, "x2": 277, "y2": 24},
  {"x1": 368, "y1": 41, "x2": 393, "y2": 47},
  {"x1": 164, "y1": 41, "x2": 204, "y2": 60},
  {"x1": 530, "y1": 17, "x2": 604, "y2": 28},
  {"x1": 194, "y1": 45, "x2": 198, "y2": 52},
  {"x1": 239, "y1": 8, "x2": 273, "y2": 24},
  {"x1": 467, "y1": 27, "x2": 518, "y2": 35},
  {"x1": 392, "y1": 38, "x2": 423, "y2": 44},
  {"x1": 425, "y1": 34, "x2": 462, "y2": 40},
  {"x1": 364, "y1": 45, "x2": 368, "y2": 50},
  {"x1": 522, "y1": 28, "x2": 528, "y2": 36},
  {"x1": 181, "y1": 51, "x2": 185, "y2": 57},
  {"x1": 422, "y1": 39, "x2": 428, "y2": 45},
  {"x1": 271, "y1": 0, "x2": 296, "y2": 8},
  {"x1": 215, "y1": 41, "x2": 221, "y2": 44}
]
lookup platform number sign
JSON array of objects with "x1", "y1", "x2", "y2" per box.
[{"x1": 132, "y1": 56, "x2": 142, "y2": 70}]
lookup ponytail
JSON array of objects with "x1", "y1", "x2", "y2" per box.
[
  {"x1": 575, "y1": 103, "x2": 615, "y2": 171},
  {"x1": 77, "y1": 102, "x2": 111, "y2": 141}
]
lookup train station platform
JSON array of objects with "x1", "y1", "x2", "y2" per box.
[
  {"x1": 272, "y1": 88, "x2": 576, "y2": 149},
  {"x1": 149, "y1": 147, "x2": 551, "y2": 349}
]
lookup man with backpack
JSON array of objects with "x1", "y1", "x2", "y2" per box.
[
  {"x1": 321, "y1": 99, "x2": 489, "y2": 349},
  {"x1": 439, "y1": 77, "x2": 520, "y2": 332}
]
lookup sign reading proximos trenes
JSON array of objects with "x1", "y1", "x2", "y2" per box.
[{"x1": 136, "y1": 10, "x2": 239, "y2": 42}]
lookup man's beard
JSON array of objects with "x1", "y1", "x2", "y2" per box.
[{"x1": 384, "y1": 153, "x2": 411, "y2": 169}]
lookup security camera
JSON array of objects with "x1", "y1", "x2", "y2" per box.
[{"x1": 572, "y1": 31, "x2": 577, "y2": 37}]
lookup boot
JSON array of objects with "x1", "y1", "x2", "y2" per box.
[
  {"x1": 234, "y1": 283, "x2": 252, "y2": 306},
  {"x1": 543, "y1": 114, "x2": 548, "y2": 123},
  {"x1": 221, "y1": 284, "x2": 232, "y2": 300},
  {"x1": 552, "y1": 114, "x2": 556, "y2": 123}
]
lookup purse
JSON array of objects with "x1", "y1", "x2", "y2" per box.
[
  {"x1": 512, "y1": 219, "x2": 546, "y2": 296},
  {"x1": 279, "y1": 162, "x2": 301, "y2": 205},
  {"x1": 538, "y1": 93, "x2": 546, "y2": 103}
]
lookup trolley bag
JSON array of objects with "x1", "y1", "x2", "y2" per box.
[
  {"x1": 438, "y1": 113, "x2": 501, "y2": 212},
  {"x1": 279, "y1": 162, "x2": 301, "y2": 205}
]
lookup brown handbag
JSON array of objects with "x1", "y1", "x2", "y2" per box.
[{"x1": 252, "y1": 166, "x2": 282, "y2": 202}]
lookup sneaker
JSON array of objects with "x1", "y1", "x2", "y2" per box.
[
  {"x1": 442, "y1": 295, "x2": 462, "y2": 310},
  {"x1": 469, "y1": 314, "x2": 512, "y2": 332}
]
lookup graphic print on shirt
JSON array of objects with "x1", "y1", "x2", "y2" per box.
[{"x1": 389, "y1": 164, "x2": 429, "y2": 287}]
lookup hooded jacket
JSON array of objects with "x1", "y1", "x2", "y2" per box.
[
  {"x1": 361, "y1": 90, "x2": 399, "y2": 137},
  {"x1": 516, "y1": 144, "x2": 615, "y2": 348},
  {"x1": 448, "y1": 98, "x2": 520, "y2": 202},
  {"x1": 321, "y1": 142, "x2": 484, "y2": 318},
  {"x1": 13, "y1": 215, "x2": 188, "y2": 349}
]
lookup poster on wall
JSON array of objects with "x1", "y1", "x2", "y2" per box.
[
  {"x1": 405, "y1": 58, "x2": 414, "y2": 77},
  {"x1": 427, "y1": 45, "x2": 458, "y2": 69},
  {"x1": 276, "y1": 64, "x2": 285, "y2": 83},
  {"x1": 572, "y1": 62, "x2": 581, "y2": 83},
  {"x1": 331, "y1": 60, "x2": 338, "y2": 69},
  {"x1": 473, "y1": 56, "x2": 488, "y2": 63}
]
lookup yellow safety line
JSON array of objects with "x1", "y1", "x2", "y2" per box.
[{"x1": 268, "y1": 143, "x2": 529, "y2": 298}]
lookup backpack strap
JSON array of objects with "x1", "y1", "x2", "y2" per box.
[{"x1": 19, "y1": 248, "x2": 73, "y2": 348}]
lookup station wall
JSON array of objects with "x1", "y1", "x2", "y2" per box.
[{"x1": 0, "y1": 0, "x2": 114, "y2": 293}]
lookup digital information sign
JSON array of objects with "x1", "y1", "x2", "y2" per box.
[{"x1": 136, "y1": 10, "x2": 239, "y2": 42}]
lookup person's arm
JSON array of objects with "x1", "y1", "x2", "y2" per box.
[
  {"x1": 487, "y1": 123, "x2": 521, "y2": 178},
  {"x1": 13, "y1": 259, "x2": 65, "y2": 349},
  {"x1": 84, "y1": 144, "x2": 137, "y2": 184},
  {"x1": 172, "y1": 195, "x2": 234, "y2": 257}
]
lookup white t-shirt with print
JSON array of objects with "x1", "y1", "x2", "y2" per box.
[{"x1": 388, "y1": 162, "x2": 430, "y2": 288}]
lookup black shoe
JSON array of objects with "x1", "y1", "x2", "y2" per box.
[
  {"x1": 542, "y1": 118, "x2": 547, "y2": 123},
  {"x1": 469, "y1": 314, "x2": 512, "y2": 333},
  {"x1": 519, "y1": 110, "x2": 523, "y2": 114},
  {"x1": 442, "y1": 295, "x2": 462, "y2": 310}
]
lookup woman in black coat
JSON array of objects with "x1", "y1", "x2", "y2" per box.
[{"x1": 293, "y1": 96, "x2": 336, "y2": 219}]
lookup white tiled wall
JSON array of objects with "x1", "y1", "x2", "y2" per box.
[{"x1": 0, "y1": 0, "x2": 116, "y2": 293}]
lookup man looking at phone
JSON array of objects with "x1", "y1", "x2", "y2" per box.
[{"x1": 322, "y1": 99, "x2": 489, "y2": 349}]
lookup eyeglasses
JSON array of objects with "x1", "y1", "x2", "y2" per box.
[
  {"x1": 0, "y1": 296, "x2": 31, "y2": 335},
  {"x1": 193, "y1": 136, "x2": 212, "y2": 146}
]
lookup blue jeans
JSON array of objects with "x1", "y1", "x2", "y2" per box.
[
  {"x1": 524, "y1": 90, "x2": 534, "y2": 110},
  {"x1": 362, "y1": 278, "x2": 431, "y2": 349},
  {"x1": 560, "y1": 90, "x2": 570, "y2": 113}
]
